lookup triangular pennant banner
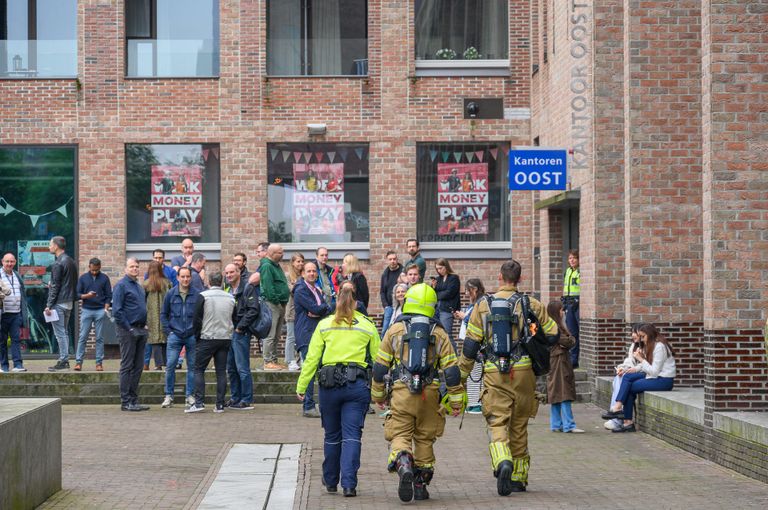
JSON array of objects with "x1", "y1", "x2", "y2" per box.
[
  {"x1": 56, "y1": 205, "x2": 68, "y2": 218},
  {"x1": 29, "y1": 215, "x2": 40, "y2": 227},
  {"x1": 315, "y1": 152, "x2": 324, "y2": 163},
  {"x1": 327, "y1": 151, "x2": 336, "y2": 163},
  {"x1": 489, "y1": 148, "x2": 499, "y2": 160},
  {"x1": 441, "y1": 152, "x2": 450, "y2": 162},
  {"x1": 475, "y1": 150, "x2": 484, "y2": 162},
  {"x1": 339, "y1": 149, "x2": 349, "y2": 162},
  {"x1": 501, "y1": 145, "x2": 510, "y2": 156},
  {"x1": 293, "y1": 152, "x2": 302, "y2": 163},
  {"x1": 282, "y1": 151, "x2": 291, "y2": 162},
  {"x1": 453, "y1": 152, "x2": 463, "y2": 162},
  {"x1": 429, "y1": 150, "x2": 438, "y2": 162},
  {"x1": 303, "y1": 152, "x2": 312, "y2": 163},
  {"x1": 211, "y1": 148, "x2": 220, "y2": 159},
  {"x1": 466, "y1": 151, "x2": 475, "y2": 162},
  {"x1": 355, "y1": 148, "x2": 364, "y2": 160},
  {"x1": 270, "y1": 149, "x2": 279, "y2": 161},
  {"x1": 202, "y1": 149, "x2": 210, "y2": 162}
]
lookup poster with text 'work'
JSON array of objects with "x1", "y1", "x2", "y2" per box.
[
  {"x1": 151, "y1": 165, "x2": 203, "y2": 237},
  {"x1": 437, "y1": 163, "x2": 489, "y2": 235},
  {"x1": 292, "y1": 163, "x2": 345, "y2": 236}
]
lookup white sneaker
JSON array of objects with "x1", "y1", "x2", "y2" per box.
[
  {"x1": 11, "y1": 367, "x2": 27, "y2": 372},
  {"x1": 185, "y1": 403, "x2": 205, "y2": 413},
  {"x1": 565, "y1": 428, "x2": 585, "y2": 434},
  {"x1": 161, "y1": 395, "x2": 173, "y2": 408},
  {"x1": 0, "y1": 368, "x2": 7, "y2": 373},
  {"x1": 186, "y1": 396, "x2": 196, "y2": 406},
  {"x1": 604, "y1": 419, "x2": 620, "y2": 430},
  {"x1": 288, "y1": 361, "x2": 301, "y2": 372}
]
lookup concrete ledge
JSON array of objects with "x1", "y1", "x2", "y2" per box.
[
  {"x1": 714, "y1": 411, "x2": 768, "y2": 447},
  {"x1": 0, "y1": 398, "x2": 62, "y2": 509},
  {"x1": 595, "y1": 376, "x2": 704, "y2": 425}
]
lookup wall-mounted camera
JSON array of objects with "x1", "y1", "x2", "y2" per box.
[
  {"x1": 463, "y1": 98, "x2": 504, "y2": 119},
  {"x1": 466, "y1": 101, "x2": 480, "y2": 118}
]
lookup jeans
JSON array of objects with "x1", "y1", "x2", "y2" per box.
[
  {"x1": 297, "y1": 344, "x2": 316, "y2": 411},
  {"x1": 616, "y1": 372, "x2": 674, "y2": 420},
  {"x1": 118, "y1": 327, "x2": 147, "y2": 406},
  {"x1": 75, "y1": 308, "x2": 106, "y2": 364},
  {"x1": 144, "y1": 342, "x2": 152, "y2": 366},
  {"x1": 193, "y1": 339, "x2": 230, "y2": 406},
  {"x1": 550, "y1": 400, "x2": 577, "y2": 432},
  {"x1": 565, "y1": 301, "x2": 580, "y2": 367},
  {"x1": 263, "y1": 302, "x2": 285, "y2": 363},
  {"x1": 318, "y1": 378, "x2": 370, "y2": 490},
  {"x1": 285, "y1": 321, "x2": 296, "y2": 364},
  {"x1": 227, "y1": 331, "x2": 253, "y2": 404},
  {"x1": 165, "y1": 333, "x2": 196, "y2": 397},
  {"x1": 0, "y1": 312, "x2": 23, "y2": 370},
  {"x1": 51, "y1": 303, "x2": 73, "y2": 362},
  {"x1": 381, "y1": 306, "x2": 393, "y2": 336}
]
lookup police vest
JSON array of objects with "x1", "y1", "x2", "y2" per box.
[{"x1": 563, "y1": 267, "x2": 580, "y2": 297}]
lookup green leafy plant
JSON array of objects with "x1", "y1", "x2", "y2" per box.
[
  {"x1": 463, "y1": 47, "x2": 482, "y2": 60},
  {"x1": 435, "y1": 48, "x2": 457, "y2": 60}
]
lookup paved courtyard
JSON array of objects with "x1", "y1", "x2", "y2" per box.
[{"x1": 35, "y1": 401, "x2": 767, "y2": 509}]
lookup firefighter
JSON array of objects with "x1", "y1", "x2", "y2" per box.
[
  {"x1": 458, "y1": 260, "x2": 558, "y2": 495},
  {"x1": 371, "y1": 283, "x2": 465, "y2": 503}
]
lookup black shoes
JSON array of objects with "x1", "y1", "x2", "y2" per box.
[
  {"x1": 48, "y1": 360, "x2": 70, "y2": 372},
  {"x1": 601, "y1": 409, "x2": 624, "y2": 420},
  {"x1": 322, "y1": 477, "x2": 337, "y2": 493},
  {"x1": 342, "y1": 488, "x2": 356, "y2": 497},
  {"x1": 414, "y1": 482, "x2": 429, "y2": 500},
  {"x1": 510, "y1": 481, "x2": 526, "y2": 492},
  {"x1": 495, "y1": 460, "x2": 514, "y2": 496},
  {"x1": 612, "y1": 423, "x2": 636, "y2": 433},
  {"x1": 395, "y1": 452, "x2": 415, "y2": 503},
  {"x1": 121, "y1": 403, "x2": 148, "y2": 412}
]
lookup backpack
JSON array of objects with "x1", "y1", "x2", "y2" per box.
[
  {"x1": 518, "y1": 294, "x2": 557, "y2": 376},
  {"x1": 247, "y1": 297, "x2": 273, "y2": 339}
]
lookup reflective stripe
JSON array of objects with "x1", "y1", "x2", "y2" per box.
[
  {"x1": 467, "y1": 322, "x2": 484, "y2": 337},
  {"x1": 542, "y1": 317, "x2": 557, "y2": 334},
  {"x1": 563, "y1": 267, "x2": 580, "y2": 296},
  {"x1": 377, "y1": 349, "x2": 393, "y2": 362},
  {"x1": 440, "y1": 353, "x2": 457, "y2": 365},
  {"x1": 448, "y1": 393, "x2": 463, "y2": 402},
  {"x1": 320, "y1": 326, "x2": 375, "y2": 336},
  {"x1": 483, "y1": 356, "x2": 531, "y2": 372},
  {"x1": 371, "y1": 388, "x2": 386, "y2": 398}
]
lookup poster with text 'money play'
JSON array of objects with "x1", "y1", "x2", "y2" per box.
[
  {"x1": 150, "y1": 165, "x2": 203, "y2": 237},
  {"x1": 437, "y1": 163, "x2": 489, "y2": 235},
  {"x1": 292, "y1": 163, "x2": 345, "y2": 236}
]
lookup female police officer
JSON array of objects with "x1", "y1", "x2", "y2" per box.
[{"x1": 296, "y1": 284, "x2": 381, "y2": 497}]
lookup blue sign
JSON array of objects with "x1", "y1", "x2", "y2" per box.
[{"x1": 508, "y1": 149, "x2": 567, "y2": 191}]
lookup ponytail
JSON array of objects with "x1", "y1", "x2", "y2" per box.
[{"x1": 333, "y1": 285, "x2": 357, "y2": 326}]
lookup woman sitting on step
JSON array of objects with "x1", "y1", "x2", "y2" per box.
[
  {"x1": 602, "y1": 323, "x2": 645, "y2": 430},
  {"x1": 604, "y1": 323, "x2": 676, "y2": 433}
]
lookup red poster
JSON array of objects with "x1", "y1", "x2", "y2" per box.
[
  {"x1": 437, "y1": 163, "x2": 489, "y2": 235},
  {"x1": 150, "y1": 165, "x2": 203, "y2": 237},
  {"x1": 292, "y1": 163, "x2": 345, "y2": 236}
]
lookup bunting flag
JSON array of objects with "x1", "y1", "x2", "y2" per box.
[
  {"x1": 453, "y1": 152, "x2": 463, "y2": 163},
  {"x1": 270, "y1": 148, "x2": 279, "y2": 161},
  {"x1": 339, "y1": 149, "x2": 349, "y2": 162},
  {"x1": 441, "y1": 152, "x2": 450, "y2": 163},
  {"x1": 202, "y1": 149, "x2": 210, "y2": 162},
  {"x1": 293, "y1": 152, "x2": 302, "y2": 163},
  {"x1": 327, "y1": 151, "x2": 336, "y2": 163},
  {"x1": 0, "y1": 196, "x2": 72, "y2": 228},
  {"x1": 429, "y1": 150, "x2": 438, "y2": 162},
  {"x1": 355, "y1": 148, "x2": 365, "y2": 160},
  {"x1": 303, "y1": 152, "x2": 313, "y2": 163},
  {"x1": 501, "y1": 145, "x2": 510, "y2": 156},
  {"x1": 315, "y1": 152, "x2": 324, "y2": 163},
  {"x1": 489, "y1": 148, "x2": 499, "y2": 160},
  {"x1": 211, "y1": 147, "x2": 220, "y2": 159},
  {"x1": 282, "y1": 150, "x2": 291, "y2": 162},
  {"x1": 466, "y1": 151, "x2": 475, "y2": 162},
  {"x1": 475, "y1": 150, "x2": 484, "y2": 162}
]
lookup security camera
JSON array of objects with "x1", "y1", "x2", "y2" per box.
[
  {"x1": 307, "y1": 123, "x2": 327, "y2": 136},
  {"x1": 466, "y1": 102, "x2": 480, "y2": 118}
]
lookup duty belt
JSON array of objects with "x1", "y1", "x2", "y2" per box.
[{"x1": 317, "y1": 363, "x2": 369, "y2": 389}]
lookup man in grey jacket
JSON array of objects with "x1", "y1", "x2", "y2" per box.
[
  {"x1": 186, "y1": 272, "x2": 235, "y2": 414},
  {"x1": 45, "y1": 236, "x2": 79, "y2": 371}
]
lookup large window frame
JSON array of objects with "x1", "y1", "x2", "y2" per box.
[
  {"x1": 0, "y1": 0, "x2": 78, "y2": 79},
  {"x1": 124, "y1": 0, "x2": 220, "y2": 78},
  {"x1": 266, "y1": 0, "x2": 369, "y2": 77},
  {"x1": 414, "y1": 0, "x2": 510, "y2": 77}
]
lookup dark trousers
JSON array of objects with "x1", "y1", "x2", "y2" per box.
[
  {"x1": 565, "y1": 301, "x2": 580, "y2": 367},
  {"x1": 0, "y1": 312, "x2": 23, "y2": 370},
  {"x1": 193, "y1": 339, "x2": 230, "y2": 406},
  {"x1": 297, "y1": 344, "x2": 315, "y2": 411},
  {"x1": 118, "y1": 327, "x2": 147, "y2": 406},
  {"x1": 318, "y1": 378, "x2": 371, "y2": 490}
]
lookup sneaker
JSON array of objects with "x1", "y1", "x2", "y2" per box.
[
  {"x1": 231, "y1": 402, "x2": 254, "y2": 410},
  {"x1": 264, "y1": 362, "x2": 285, "y2": 371},
  {"x1": 185, "y1": 402, "x2": 205, "y2": 413},
  {"x1": 161, "y1": 395, "x2": 173, "y2": 408},
  {"x1": 186, "y1": 396, "x2": 196, "y2": 406},
  {"x1": 224, "y1": 399, "x2": 238, "y2": 408},
  {"x1": 73, "y1": 363, "x2": 82, "y2": 371},
  {"x1": 0, "y1": 368, "x2": 7, "y2": 373},
  {"x1": 48, "y1": 361, "x2": 70, "y2": 372},
  {"x1": 612, "y1": 423, "x2": 636, "y2": 433},
  {"x1": 176, "y1": 361, "x2": 184, "y2": 369},
  {"x1": 214, "y1": 403, "x2": 224, "y2": 413},
  {"x1": 95, "y1": 364, "x2": 103, "y2": 372},
  {"x1": 288, "y1": 361, "x2": 301, "y2": 372},
  {"x1": 565, "y1": 428, "x2": 585, "y2": 434},
  {"x1": 466, "y1": 405, "x2": 482, "y2": 415},
  {"x1": 303, "y1": 407, "x2": 321, "y2": 418},
  {"x1": 11, "y1": 367, "x2": 27, "y2": 373}
]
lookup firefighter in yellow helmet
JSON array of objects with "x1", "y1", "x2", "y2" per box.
[
  {"x1": 371, "y1": 283, "x2": 465, "y2": 503},
  {"x1": 458, "y1": 260, "x2": 558, "y2": 495}
]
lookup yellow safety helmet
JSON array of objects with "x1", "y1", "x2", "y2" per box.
[{"x1": 402, "y1": 283, "x2": 438, "y2": 317}]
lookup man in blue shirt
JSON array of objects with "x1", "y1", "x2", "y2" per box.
[
  {"x1": 189, "y1": 253, "x2": 207, "y2": 292},
  {"x1": 112, "y1": 258, "x2": 149, "y2": 412},
  {"x1": 74, "y1": 258, "x2": 112, "y2": 371},
  {"x1": 405, "y1": 239, "x2": 427, "y2": 282},
  {"x1": 145, "y1": 249, "x2": 177, "y2": 287},
  {"x1": 171, "y1": 238, "x2": 195, "y2": 273}
]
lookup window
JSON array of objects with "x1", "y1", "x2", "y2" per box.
[
  {"x1": 0, "y1": 0, "x2": 77, "y2": 78},
  {"x1": 0, "y1": 146, "x2": 76, "y2": 355},
  {"x1": 267, "y1": 0, "x2": 368, "y2": 76},
  {"x1": 125, "y1": 0, "x2": 220, "y2": 77},
  {"x1": 416, "y1": 143, "x2": 510, "y2": 243},
  {"x1": 415, "y1": 0, "x2": 508, "y2": 62},
  {"x1": 267, "y1": 143, "x2": 369, "y2": 243},
  {"x1": 126, "y1": 144, "x2": 220, "y2": 244}
]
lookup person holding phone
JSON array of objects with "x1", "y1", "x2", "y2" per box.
[
  {"x1": 430, "y1": 258, "x2": 460, "y2": 346},
  {"x1": 74, "y1": 258, "x2": 112, "y2": 371}
]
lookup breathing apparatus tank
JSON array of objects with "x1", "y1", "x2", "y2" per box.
[
  {"x1": 403, "y1": 315, "x2": 433, "y2": 393},
  {"x1": 489, "y1": 297, "x2": 518, "y2": 373}
]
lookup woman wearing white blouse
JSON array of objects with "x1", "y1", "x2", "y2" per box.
[{"x1": 604, "y1": 323, "x2": 676, "y2": 433}]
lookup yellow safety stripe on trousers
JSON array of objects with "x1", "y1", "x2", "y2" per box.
[
  {"x1": 440, "y1": 353, "x2": 457, "y2": 365},
  {"x1": 489, "y1": 442, "x2": 513, "y2": 470},
  {"x1": 542, "y1": 317, "x2": 557, "y2": 334},
  {"x1": 460, "y1": 367, "x2": 471, "y2": 379},
  {"x1": 448, "y1": 392, "x2": 464, "y2": 402},
  {"x1": 511, "y1": 457, "x2": 530, "y2": 483},
  {"x1": 414, "y1": 462, "x2": 434, "y2": 470},
  {"x1": 370, "y1": 387, "x2": 386, "y2": 399},
  {"x1": 376, "y1": 349, "x2": 393, "y2": 362},
  {"x1": 466, "y1": 321, "x2": 484, "y2": 338},
  {"x1": 483, "y1": 356, "x2": 532, "y2": 372},
  {"x1": 388, "y1": 449, "x2": 408, "y2": 466}
]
